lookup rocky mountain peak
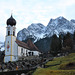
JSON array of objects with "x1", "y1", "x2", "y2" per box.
[
  {"x1": 70, "y1": 19, "x2": 75, "y2": 23},
  {"x1": 27, "y1": 23, "x2": 45, "y2": 33},
  {"x1": 17, "y1": 16, "x2": 75, "y2": 42}
]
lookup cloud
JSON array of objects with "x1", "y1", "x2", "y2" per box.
[
  {"x1": 0, "y1": 0, "x2": 75, "y2": 42},
  {"x1": 0, "y1": 25, "x2": 6, "y2": 42},
  {"x1": 58, "y1": 0, "x2": 75, "y2": 6}
]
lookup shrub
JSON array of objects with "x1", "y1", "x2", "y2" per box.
[{"x1": 59, "y1": 62, "x2": 75, "y2": 70}]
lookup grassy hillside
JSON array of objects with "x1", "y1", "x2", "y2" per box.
[
  {"x1": 33, "y1": 68, "x2": 75, "y2": 75},
  {"x1": 33, "y1": 53, "x2": 75, "y2": 75}
]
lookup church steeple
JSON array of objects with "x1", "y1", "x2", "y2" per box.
[
  {"x1": 6, "y1": 14, "x2": 16, "y2": 26},
  {"x1": 6, "y1": 15, "x2": 16, "y2": 36},
  {"x1": 4, "y1": 15, "x2": 17, "y2": 62}
]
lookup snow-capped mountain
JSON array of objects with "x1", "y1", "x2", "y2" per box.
[
  {"x1": 17, "y1": 28, "x2": 30, "y2": 41},
  {"x1": 17, "y1": 16, "x2": 75, "y2": 42},
  {"x1": 17, "y1": 23, "x2": 45, "y2": 42},
  {"x1": 45, "y1": 16, "x2": 75, "y2": 37}
]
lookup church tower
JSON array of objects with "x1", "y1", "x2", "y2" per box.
[{"x1": 4, "y1": 15, "x2": 18, "y2": 62}]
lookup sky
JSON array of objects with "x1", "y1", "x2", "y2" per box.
[{"x1": 0, "y1": 0, "x2": 75, "y2": 42}]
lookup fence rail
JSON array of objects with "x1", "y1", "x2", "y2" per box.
[{"x1": 0, "y1": 68, "x2": 36, "y2": 75}]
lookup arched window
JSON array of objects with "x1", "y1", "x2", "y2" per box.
[
  {"x1": 21, "y1": 48, "x2": 23, "y2": 53},
  {"x1": 8, "y1": 31, "x2": 10, "y2": 35},
  {"x1": 13, "y1": 31, "x2": 15, "y2": 36}
]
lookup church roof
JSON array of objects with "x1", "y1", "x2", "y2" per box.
[
  {"x1": 16, "y1": 39, "x2": 30, "y2": 49},
  {"x1": 16, "y1": 39, "x2": 40, "y2": 52},
  {"x1": 27, "y1": 39, "x2": 39, "y2": 51}
]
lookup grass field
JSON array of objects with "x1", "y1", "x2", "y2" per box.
[
  {"x1": 33, "y1": 68, "x2": 75, "y2": 75},
  {"x1": 33, "y1": 53, "x2": 75, "y2": 75}
]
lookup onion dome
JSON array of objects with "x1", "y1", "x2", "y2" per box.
[{"x1": 6, "y1": 15, "x2": 16, "y2": 26}]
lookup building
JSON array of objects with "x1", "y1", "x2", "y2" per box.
[{"x1": 4, "y1": 15, "x2": 41, "y2": 62}]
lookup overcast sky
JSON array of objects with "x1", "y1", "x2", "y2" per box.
[{"x1": 0, "y1": 0, "x2": 75, "y2": 42}]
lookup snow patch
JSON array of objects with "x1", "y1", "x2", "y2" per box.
[{"x1": 17, "y1": 16, "x2": 75, "y2": 42}]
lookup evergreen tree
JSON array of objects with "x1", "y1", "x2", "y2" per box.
[
  {"x1": 73, "y1": 31, "x2": 75, "y2": 41},
  {"x1": 63, "y1": 32, "x2": 73, "y2": 49},
  {"x1": 50, "y1": 34, "x2": 60, "y2": 55},
  {"x1": 59, "y1": 35, "x2": 62, "y2": 52}
]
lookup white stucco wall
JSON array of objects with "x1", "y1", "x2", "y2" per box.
[
  {"x1": 18, "y1": 46, "x2": 28, "y2": 57},
  {"x1": 4, "y1": 35, "x2": 18, "y2": 62},
  {"x1": 6, "y1": 26, "x2": 16, "y2": 36}
]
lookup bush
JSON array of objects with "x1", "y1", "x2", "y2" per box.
[{"x1": 59, "y1": 62, "x2": 75, "y2": 70}]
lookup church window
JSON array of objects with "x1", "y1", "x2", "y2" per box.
[
  {"x1": 14, "y1": 56, "x2": 16, "y2": 59},
  {"x1": 32, "y1": 52, "x2": 34, "y2": 56},
  {"x1": 21, "y1": 48, "x2": 23, "y2": 53},
  {"x1": 28, "y1": 52, "x2": 31, "y2": 56},
  {"x1": 26, "y1": 50, "x2": 28, "y2": 56},
  {"x1": 13, "y1": 31, "x2": 15, "y2": 36},
  {"x1": 8, "y1": 31, "x2": 10, "y2": 35}
]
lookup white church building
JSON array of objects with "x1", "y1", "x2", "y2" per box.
[{"x1": 4, "y1": 15, "x2": 41, "y2": 62}]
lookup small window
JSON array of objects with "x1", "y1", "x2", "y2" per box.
[
  {"x1": 32, "y1": 52, "x2": 34, "y2": 56},
  {"x1": 8, "y1": 31, "x2": 10, "y2": 35},
  {"x1": 13, "y1": 31, "x2": 15, "y2": 36},
  {"x1": 21, "y1": 48, "x2": 23, "y2": 53},
  {"x1": 14, "y1": 56, "x2": 16, "y2": 59}
]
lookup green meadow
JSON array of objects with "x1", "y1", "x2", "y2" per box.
[{"x1": 33, "y1": 53, "x2": 75, "y2": 75}]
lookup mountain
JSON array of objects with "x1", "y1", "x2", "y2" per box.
[
  {"x1": 17, "y1": 23, "x2": 45, "y2": 42},
  {"x1": 45, "y1": 16, "x2": 75, "y2": 37},
  {"x1": 17, "y1": 28, "x2": 30, "y2": 41},
  {"x1": 17, "y1": 16, "x2": 75, "y2": 42}
]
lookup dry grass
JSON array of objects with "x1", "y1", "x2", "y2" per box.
[
  {"x1": 33, "y1": 68, "x2": 75, "y2": 75},
  {"x1": 33, "y1": 53, "x2": 75, "y2": 75}
]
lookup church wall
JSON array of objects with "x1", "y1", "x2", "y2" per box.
[
  {"x1": 12, "y1": 41, "x2": 18, "y2": 61},
  {"x1": 18, "y1": 46, "x2": 21, "y2": 56},
  {"x1": 11, "y1": 36, "x2": 16, "y2": 55},
  {"x1": 18, "y1": 46, "x2": 27, "y2": 57},
  {"x1": 6, "y1": 26, "x2": 16, "y2": 36},
  {"x1": 4, "y1": 56, "x2": 11, "y2": 62},
  {"x1": 5, "y1": 36, "x2": 12, "y2": 56},
  {"x1": 33, "y1": 51, "x2": 39, "y2": 56},
  {"x1": 29, "y1": 51, "x2": 40, "y2": 56},
  {"x1": 4, "y1": 35, "x2": 18, "y2": 62}
]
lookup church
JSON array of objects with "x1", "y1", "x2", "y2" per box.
[{"x1": 4, "y1": 15, "x2": 41, "y2": 62}]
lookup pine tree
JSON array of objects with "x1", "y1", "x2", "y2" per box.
[
  {"x1": 50, "y1": 34, "x2": 60, "y2": 55},
  {"x1": 73, "y1": 31, "x2": 75, "y2": 41},
  {"x1": 63, "y1": 32, "x2": 73, "y2": 49},
  {"x1": 59, "y1": 35, "x2": 62, "y2": 52}
]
